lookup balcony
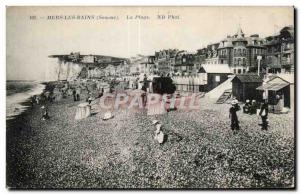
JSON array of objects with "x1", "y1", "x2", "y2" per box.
[
  {"x1": 282, "y1": 43, "x2": 294, "y2": 52},
  {"x1": 233, "y1": 53, "x2": 246, "y2": 57},
  {"x1": 281, "y1": 58, "x2": 293, "y2": 66},
  {"x1": 218, "y1": 55, "x2": 228, "y2": 59}
]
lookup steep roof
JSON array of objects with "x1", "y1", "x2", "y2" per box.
[
  {"x1": 232, "y1": 74, "x2": 263, "y2": 83},
  {"x1": 271, "y1": 74, "x2": 294, "y2": 84},
  {"x1": 199, "y1": 64, "x2": 231, "y2": 74},
  {"x1": 280, "y1": 25, "x2": 294, "y2": 39}
]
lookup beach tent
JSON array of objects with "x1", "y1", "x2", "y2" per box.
[{"x1": 256, "y1": 75, "x2": 294, "y2": 110}]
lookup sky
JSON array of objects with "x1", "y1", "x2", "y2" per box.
[{"x1": 6, "y1": 6, "x2": 294, "y2": 80}]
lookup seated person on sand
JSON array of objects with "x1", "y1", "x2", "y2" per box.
[
  {"x1": 87, "y1": 95, "x2": 92, "y2": 104},
  {"x1": 243, "y1": 99, "x2": 251, "y2": 114},
  {"x1": 250, "y1": 100, "x2": 257, "y2": 115}
]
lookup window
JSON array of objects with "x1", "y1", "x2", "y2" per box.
[
  {"x1": 234, "y1": 58, "x2": 237, "y2": 65},
  {"x1": 215, "y1": 75, "x2": 220, "y2": 82},
  {"x1": 238, "y1": 69, "x2": 241, "y2": 74},
  {"x1": 233, "y1": 69, "x2": 236, "y2": 74},
  {"x1": 238, "y1": 58, "x2": 241, "y2": 65}
]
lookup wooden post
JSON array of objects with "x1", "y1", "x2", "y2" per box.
[
  {"x1": 57, "y1": 58, "x2": 62, "y2": 81},
  {"x1": 257, "y1": 55, "x2": 262, "y2": 76}
]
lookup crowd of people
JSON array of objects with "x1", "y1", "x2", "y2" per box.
[
  {"x1": 30, "y1": 93, "x2": 53, "y2": 121},
  {"x1": 229, "y1": 98, "x2": 269, "y2": 132}
]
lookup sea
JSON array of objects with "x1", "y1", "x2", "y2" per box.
[{"x1": 6, "y1": 80, "x2": 45, "y2": 120}]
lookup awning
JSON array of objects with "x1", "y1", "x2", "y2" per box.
[{"x1": 256, "y1": 82, "x2": 289, "y2": 91}]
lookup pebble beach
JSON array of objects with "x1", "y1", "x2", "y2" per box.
[{"x1": 6, "y1": 91, "x2": 295, "y2": 189}]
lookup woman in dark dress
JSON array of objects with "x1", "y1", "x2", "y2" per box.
[{"x1": 229, "y1": 100, "x2": 240, "y2": 131}]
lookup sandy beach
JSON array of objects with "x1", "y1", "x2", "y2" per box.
[{"x1": 6, "y1": 89, "x2": 295, "y2": 189}]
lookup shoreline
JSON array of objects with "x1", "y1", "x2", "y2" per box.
[
  {"x1": 6, "y1": 81, "x2": 49, "y2": 120},
  {"x1": 6, "y1": 81, "x2": 50, "y2": 188}
]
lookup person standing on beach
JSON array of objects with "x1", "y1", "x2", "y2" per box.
[
  {"x1": 229, "y1": 100, "x2": 240, "y2": 131},
  {"x1": 98, "y1": 88, "x2": 104, "y2": 98},
  {"x1": 141, "y1": 84, "x2": 147, "y2": 107},
  {"x1": 259, "y1": 100, "x2": 269, "y2": 130},
  {"x1": 35, "y1": 96, "x2": 40, "y2": 104},
  {"x1": 41, "y1": 106, "x2": 49, "y2": 120},
  {"x1": 30, "y1": 96, "x2": 35, "y2": 106},
  {"x1": 72, "y1": 89, "x2": 77, "y2": 101}
]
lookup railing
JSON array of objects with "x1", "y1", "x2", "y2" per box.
[
  {"x1": 174, "y1": 84, "x2": 203, "y2": 92},
  {"x1": 218, "y1": 55, "x2": 228, "y2": 58},
  {"x1": 233, "y1": 53, "x2": 246, "y2": 57}
]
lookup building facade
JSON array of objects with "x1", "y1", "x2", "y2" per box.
[
  {"x1": 155, "y1": 49, "x2": 180, "y2": 76},
  {"x1": 197, "y1": 27, "x2": 267, "y2": 74},
  {"x1": 174, "y1": 51, "x2": 197, "y2": 75},
  {"x1": 279, "y1": 26, "x2": 294, "y2": 73},
  {"x1": 197, "y1": 25, "x2": 294, "y2": 75},
  {"x1": 139, "y1": 56, "x2": 156, "y2": 75}
]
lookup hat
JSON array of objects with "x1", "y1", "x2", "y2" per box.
[
  {"x1": 152, "y1": 120, "x2": 159, "y2": 125},
  {"x1": 103, "y1": 111, "x2": 114, "y2": 120},
  {"x1": 246, "y1": 100, "x2": 250, "y2": 103},
  {"x1": 41, "y1": 106, "x2": 45, "y2": 109},
  {"x1": 231, "y1": 99, "x2": 238, "y2": 105}
]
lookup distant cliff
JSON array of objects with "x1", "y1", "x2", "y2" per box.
[
  {"x1": 45, "y1": 58, "x2": 83, "y2": 81},
  {"x1": 47, "y1": 53, "x2": 128, "y2": 81}
]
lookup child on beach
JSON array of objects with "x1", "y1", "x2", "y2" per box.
[
  {"x1": 259, "y1": 100, "x2": 269, "y2": 130},
  {"x1": 41, "y1": 106, "x2": 49, "y2": 120}
]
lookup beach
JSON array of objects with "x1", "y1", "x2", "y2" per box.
[{"x1": 6, "y1": 87, "x2": 295, "y2": 189}]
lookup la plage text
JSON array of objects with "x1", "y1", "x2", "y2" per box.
[{"x1": 126, "y1": 14, "x2": 180, "y2": 20}]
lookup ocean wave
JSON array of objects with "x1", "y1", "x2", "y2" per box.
[{"x1": 6, "y1": 81, "x2": 45, "y2": 120}]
